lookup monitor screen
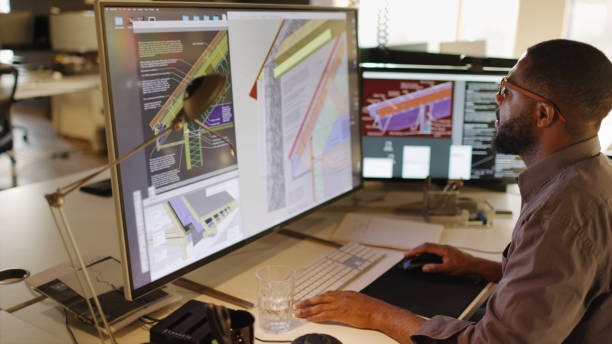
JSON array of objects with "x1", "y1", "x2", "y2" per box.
[
  {"x1": 361, "y1": 69, "x2": 525, "y2": 182},
  {"x1": 96, "y1": 2, "x2": 361, "y2": 299}
]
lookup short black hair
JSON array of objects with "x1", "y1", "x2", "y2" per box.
[{"x1": 525, "y1": 39, "x2": 612, "y2": 128}]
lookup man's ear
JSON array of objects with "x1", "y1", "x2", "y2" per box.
[{"x1": 536, "y1": 102, "x2": 556, "y2": 128}]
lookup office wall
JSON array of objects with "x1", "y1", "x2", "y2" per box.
[
  {"x1": 567, "y1": 0, "x2": 612, "y2": 58},
  {"x1": 513, "y1": 0, "x2": 570, "y2": 57},
  {"x1": 326, "y1": 0, "x2": 578, "y2": 59},
  {"x1": 10, "y1": 0, "x2": 90, "y2": 16}
]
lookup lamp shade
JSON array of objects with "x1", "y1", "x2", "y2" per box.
[{"x1": 182, "y1": 73, "x2": 227, "y2": 122}]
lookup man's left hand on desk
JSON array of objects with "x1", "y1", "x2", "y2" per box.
[
  {"x1": 295, "y1": 290, "x2": 387, "y2": 329},
  {"x1": 295, "y1": 290, "x2": 426, "y2": 343}
]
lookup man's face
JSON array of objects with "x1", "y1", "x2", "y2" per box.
[
  {"x1": 493, "y1": 55, "x2": 538, "y2": 156},
  {"x1": 493, "y1": 107, "x2": 536, "y2": 155}
]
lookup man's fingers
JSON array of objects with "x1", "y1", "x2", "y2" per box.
[
  {"x1": 405, "y1": 242, "x2": 445, "y2": 257},
  {"x1": 295, "y1": 292, "x2": 339, "y2": 309},
  {"x1": 302, "y1": 310, "x2": 339, "y2": 323},
  {"x1": 405, "y1": 243, "x2": 430, "y2": 256},
  {"x1": 422, "y1": 263, "x2": 446, "y2": 273},
  {"x1": 295, "y1": 303, "x2": 338, "y2": 319}
]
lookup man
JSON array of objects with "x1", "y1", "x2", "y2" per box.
[{"x1": 295, "y1": 39, "x2": 612, "y2": 343}]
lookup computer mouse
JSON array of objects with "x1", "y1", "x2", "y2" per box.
[
  {"x1": 291, "y1": 333, "x2": 342, "y2": 344},
  {"x1": 398, "y1": 253, "x2": 443, "y2": 271}
]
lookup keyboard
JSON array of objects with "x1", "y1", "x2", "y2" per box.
[{"x1": 294, "y1": 242, "x2": 386, "y2": 302}]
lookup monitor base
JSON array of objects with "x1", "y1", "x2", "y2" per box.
[
  {"x1": 172, "y1": 277, "x2": 254, "y2": 309},
  {"x1": 277, "y1": 228, "x2": 342, "y2": 248}
]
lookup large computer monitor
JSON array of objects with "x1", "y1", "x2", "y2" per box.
[
  {"x1": 360, "y1": 67, "x2": 525, "y2": 183},
  {"x1": 95, "y1": 1, "x2": 362, "y2": 300}
]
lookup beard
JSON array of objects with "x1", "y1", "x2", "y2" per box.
[{"x1": 493, "y1": 108, "x2": 536, "y2": 156}]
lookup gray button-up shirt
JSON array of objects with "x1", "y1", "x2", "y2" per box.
[{"x1": 412, "y1": 136, "x2": 612, "y2": 343}]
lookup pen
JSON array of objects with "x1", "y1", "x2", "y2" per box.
[
  {"x1": 442, "y1": 178, "x2": 464, "y2": 192},
  {"x1": 424, "y1": 176, "x2": 432, "y2": 191},
  {"x1": 442, "y1": 180, "x2": 453, "y2": 192},
  {"x1": 451, "y1": 178, "x2": 463, "y2": 191}
]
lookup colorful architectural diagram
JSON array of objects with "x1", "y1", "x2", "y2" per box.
[
  {"x1": 167, "y1": 191, "x2": 237, "y2": 250},
  {"x1": 365, "y1": 81, "x2": 453, "y2": 135},
  {"x1": 260, "y1": 18, "x2": 352, "y2": 211},
  {"x1": 184, "y1": 104, "x2": 234, "y2": 170},
  {"x1": 288, "y1": 34, "x2": 346, "y2": 170},
  {"x1": 272, "y1": 19, "x2": 345, "y2": 79},
  {"x1": 250, "y1": 19, "x2": 345, "y2": 100},
  {"x1": 147, "y1": 30, "x2": 234, "y2": 171}
]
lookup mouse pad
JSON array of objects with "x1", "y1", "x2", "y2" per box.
[{"x1": 361, "y1": 265, "x2": 488, "y2": 319}]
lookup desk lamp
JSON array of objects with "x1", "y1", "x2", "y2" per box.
[{"x1": 44, "y1": 73, "x2": 233, "y2": 343}]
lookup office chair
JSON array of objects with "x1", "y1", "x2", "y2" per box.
[{"x1": 0, "y1": 64, "x2": 19, "y2": 187}]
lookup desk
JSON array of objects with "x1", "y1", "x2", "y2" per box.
[
  {"x1": 7, "y1": 70, "x2": 101, "y2": 101},
  {"x1": 0, "y1": 310, "x2": 63, "y2": 344},
  {"x1": 0, "y1": 51, "x2": 100, "y2": 100},
  {"x1": 0, "y1": 69, "x2": 105, "y2": 151},
  {"x1": 0, "y1": 172, "x2": 521, "y2": 343}
]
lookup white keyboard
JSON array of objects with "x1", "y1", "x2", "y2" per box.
[{"x1": 294, "y1": 242, "x2": 386, "y2": 302}]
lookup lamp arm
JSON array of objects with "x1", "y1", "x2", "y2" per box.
[
  {"x1": 50, "y1": 125, "x2": 175, "y2": 202},
  {"x1": 47, "y1": 109, "x2": 237, "y2": 203}
]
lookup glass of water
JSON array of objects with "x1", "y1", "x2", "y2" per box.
[{"x1": 255, "y1": 265, "x2": 296, "y2": 333}]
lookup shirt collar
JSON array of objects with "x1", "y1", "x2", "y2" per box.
[{"x1": 517, "y1": 136, "x2": 601, "y2": 202}]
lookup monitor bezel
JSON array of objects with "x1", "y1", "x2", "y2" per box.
[
  {"x1": 95, "y1": 0, "x2": 362, "y2": 300},
  {"x1": 359, "y1": 64, "x2": 521, "y2": 187}
]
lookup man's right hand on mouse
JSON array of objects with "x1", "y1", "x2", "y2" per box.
[
  {"x1": 405, "y1": 243, "x2": 477, "y2": 276},
  {"x1": 406, "y1": 243, "x2": 503, "y2": 283}
]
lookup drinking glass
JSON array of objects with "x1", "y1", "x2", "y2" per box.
[{"x1": 255, "y1": 265, "x2": 295, "y2": 333}]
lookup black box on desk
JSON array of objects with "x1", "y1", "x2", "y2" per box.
[{"x1": 150, "y1": 300, "x2": 217, "y2": 344}]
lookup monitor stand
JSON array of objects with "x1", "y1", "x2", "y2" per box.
[
  {"x1": 277, "y1": 228, "x2": 341, "y2": 248},
  {"x1": 171, "y1": 277, "x2": 254, "y2": 309}
]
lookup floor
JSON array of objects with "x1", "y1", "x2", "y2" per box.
[{"x1": 0, "y1": 100, "x2": 107, "y2": 190}]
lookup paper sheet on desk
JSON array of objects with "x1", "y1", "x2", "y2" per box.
[
  {"x1": 332, "y1": 213, "x2": 443, "y2": 250},
  {"x1": 441, "y1": 228, "x2": 510, "y2": 254}
]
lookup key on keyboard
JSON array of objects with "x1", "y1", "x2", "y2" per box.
[{"x1": 294, "y1": 242, "x2": 385, "y2": 302}]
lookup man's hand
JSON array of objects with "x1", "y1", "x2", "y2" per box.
[
  {"x1": 407, "y1": 242, "x2": 502, "y2": 282},
  {"x1": 295, "y1": 290, "x2": 425, "y2": 343},
  {"x1": 405, "y1": 243, "x2": 476, "y2": 275},
  {"x1": 294, "y1": 290, "x2": 388, "y2": 329}
]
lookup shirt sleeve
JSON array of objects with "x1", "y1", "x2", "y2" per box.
[{"x1": 411, "y1": 212, "x2": 598, "y2": 344}]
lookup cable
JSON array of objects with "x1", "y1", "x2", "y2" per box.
[
  {"x1": 139, "y1": 314, "x2": 161, "y2": 325},
  {"x1": 255, "y1": 337, "x2": 293, "y2": 343},
  {"x1": 64, "y1": 308, "x2": 79, "y2": 344}
]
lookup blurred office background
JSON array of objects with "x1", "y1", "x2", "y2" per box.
[{"x1": 0, "y1": 0, "x2": 611, "y2": 189}]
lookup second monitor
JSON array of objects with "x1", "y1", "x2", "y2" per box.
[{"x1": 361, "y1": 68, "x2": 525, "y2": 182}]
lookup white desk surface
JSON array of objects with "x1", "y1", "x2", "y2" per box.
[
  {"x1": 0, "y1": 172, "x2": 521, "y2": 343},
  {"x1": 0, "y1": 69, "x2": 100, "y2": 100},
  {"x1": 0, "y1": 310, "x2": 64, "y2": 344}
]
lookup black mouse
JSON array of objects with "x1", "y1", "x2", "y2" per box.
[
  {"x1": 398, "y1": 253, "x2": 443, "y2": 271},
  {"x1": 291, "y1": 333, "x2": 342, "y2": 344}
]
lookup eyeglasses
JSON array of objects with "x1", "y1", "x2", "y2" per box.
[{"x1": 498, "y1": 77, "x2": 567, "y2": 122}]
